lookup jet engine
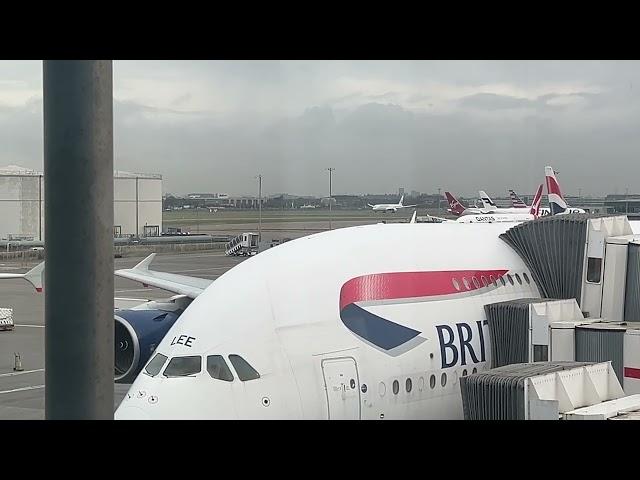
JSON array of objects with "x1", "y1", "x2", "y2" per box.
[{"x1": 114, "y1": 295, "x2": 192, "y2": 383}]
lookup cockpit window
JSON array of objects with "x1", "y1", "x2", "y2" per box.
[
  {"x1": 207, "y1": 355, "x2": 234, "y2": 382},
  {"x1": 145, "y1": 353, "x2": 168, "y2": 377},
  {"x1": 228, "y1": 354, "x2": 261, "y2": 381},
  {"x1": 163, "y1": 356, "x2": 201, "y2": 377}
]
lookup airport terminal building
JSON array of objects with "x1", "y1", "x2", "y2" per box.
[{"x1": 0, "y1": 165, "x2": 162, "y2": 240}]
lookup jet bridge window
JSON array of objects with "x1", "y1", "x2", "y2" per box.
[
  {"x1": 163, "y1": 356, "x2": 201, "y2": 377},
  {"x1": 228, "y1": 354, "x2": 260, "y2": 381},
  {"x1": 587, "y1": 257, "x2": 603, "y2": 283},
  {"x1": 144, "y1": 353, "x2": 168, "y2": 377},
  {"x1": 207, "y1": 355, "x2": 235, "y2": 382}
]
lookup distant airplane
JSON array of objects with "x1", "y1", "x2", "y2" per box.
[
  {"x1": 444, "y1": 192, "x2": 490, "y2": 216},
  {"x1": 542, "y1": 166, "x2": 585, "y2": 215},
  {"x1": 478, "y1": 190, "x2": 536, "y2": 214},
  {"x1": 508, "y1": 190, "x2": 529, "y2": 209},
  {"x1": 367, "y1": 195, "x2": 417, "y2": 213}
]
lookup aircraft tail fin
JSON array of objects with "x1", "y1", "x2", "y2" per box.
[
  {"x1": 545, "y1": 166, "x2": 568, "y2": 215},
  {"x1": 478, "y1": 190, "x2": 496, "y2": 209},
  {"x1": 399, "y1": 195, "x2": 404, "y2": 206},
  {"x1": 509, "y1": 189, "x2": 528, "y2": 208},
  {"x1": 530, "y1": 184, "x2": 544, "y2": 217},
  {"x1": 409, "y1": 210, "x2": 417, "y2": 223},
  {"x1": 444, "y1": 191, "x2": 466, "y2": 216}
]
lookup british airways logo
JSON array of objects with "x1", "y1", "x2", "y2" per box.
[{"x1": 339, "y1": 270, "x2": 506, "y2": 357}]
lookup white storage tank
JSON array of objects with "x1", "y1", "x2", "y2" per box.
[
  {"x1": 113, "y1": 171, "x2": 163, "y2": 237},
  {"x1": 0, "y1": 165, "x2": 44, "y2": 241}
]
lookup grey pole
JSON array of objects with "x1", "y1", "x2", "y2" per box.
[
  {"x1": 257, "y1": 174, "x2": 262, "y2": 242},
  {"x1": 327, "y1": 167, "x2": 334, "y2": 230},
  {"x1": 43, "y1": 60, "x2": 114, "y2": 419}
]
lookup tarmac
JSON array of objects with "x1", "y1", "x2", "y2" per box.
[{"x1": 0, "y1": 251, "x2": 247, "y2": 419}]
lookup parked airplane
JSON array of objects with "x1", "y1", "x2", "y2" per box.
[
  {"x1": 509, "y1": 190, "x2": 528, "y2": 209},
  {"x1": 368, "y1": 195, "x2": 417, "y2": 213},
  {"x1": 444, "y1": 192, "x2": 490, "y2": 216},
  {"x1": 478, "y1": 191, "x2": 537, "y2": 215},
  {"x1": 542, "y1": 166, "x2": 586, "y2": 216},
  {"x1": 458, "y1": 184, "x2": 543, "y2": 223},
  {"x1": 114, "y1": 222, "x2": 543, "y2": 420}
]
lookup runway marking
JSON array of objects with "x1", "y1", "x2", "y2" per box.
[
  {"x1": 0, "y1": 368, "x2": 44, "y2": 377},
  {"x1": 0, "y1": 385, "x2": 44, "y2": 394},
  {"x1": 14, "y1": 324, "x2": 45, "y2": 328}
]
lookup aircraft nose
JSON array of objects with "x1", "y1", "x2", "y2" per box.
[{"x1": 115, "y1": 406, "x2": 152, "y2": 420}]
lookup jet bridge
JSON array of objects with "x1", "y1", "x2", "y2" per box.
[{"x1": 499, "y1": 214, "x2": 638, "y2": 321}]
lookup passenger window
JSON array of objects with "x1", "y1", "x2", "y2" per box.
[
  {"x1": 441, "y1": 372, "x2": 447, "y2": 387},
  {"x1": 472, "y1": 367, "x2": 477, "y2": 374},
  {"x1": 490, "y1": 275, "x2": 497, "y2": 287},
  {"x1": 472, "y1": 277, "x2": 480, "y2": 288},
  {"x1": 500, "y1": 276, "x2": 506, "y2": 286},
  {"x1": 406, "y1": 378, "x2": 412, "y2": 393},
  {"x1": 144, "y1": 353, "x2": 167, "y2": 377},
  {"x1": 506, "y1": 274, "x2": 514, "y2": 285},
  {"x1": 228, "y1": 354, "x2": 260, "y2": 381},
  {"x1": 523, "y1": 272, "x2": 530, "y2": 284},
  {"x1": 481, "y1": 276, "x2": 488, "y2": 287},
  {"x1": 392, "y1": 380, "x2": 399, "y2": 395},
  {"x1": 206, "y1": 355, "x2": 234, "y2": 381},
  {"x1": 452, "y1": 278, "x2": 461, "y2": 291},
  {"x1": 587, "y1": 257, "x2": 602, "y2": 283},
  {"x1": 429, "y1": 374, "x2": 436, "y2": 389},
  {"x1": 515, "y1": 273, "x2": 522, "y2": 285},
  {"x1": 462, "y1": 369, "x2": 467, "y2": 377},
  {"x1": 163, "y1": 355, "x2": 201, "y2": 377},
  {"x1": 462, "y1": 277, "x2": 470, "y2": 290}
]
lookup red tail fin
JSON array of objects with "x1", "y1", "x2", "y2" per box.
[
  {"x1": 444, "y1": 192, "x2": 466, "y2": 216},
  {"x1": 530, "y1": 184, "x2": 543, "y2": 217}
]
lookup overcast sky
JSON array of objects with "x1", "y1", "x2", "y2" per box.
[{"x1": 1, "y1": 60, "x2": 639, "y2": 197}]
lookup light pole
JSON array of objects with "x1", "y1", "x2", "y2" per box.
[
  {"x1": 327, "y1": 168, "x2": 335, "y2": 230},
  {"x1": 257, "y1": 174, "x2": 262, "y2": 242},
  {"x1": 437, "y1": 187, "x2": 442, "y2": 214}
]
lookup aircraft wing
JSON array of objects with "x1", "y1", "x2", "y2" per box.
[
  {"x1": 114, "y1": 254, "x2": 212, "y2": 299},
  {"x1": 0, "y1": 261, "x2": 45, "y2": 292},
  {"x1": 401, "y1": 204, "x2": 418, "y2": 208}
]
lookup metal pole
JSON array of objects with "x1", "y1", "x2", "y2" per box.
[
  {"x1": 257, "y1": 174, "x2": 262, "y2": 242},
  {"x1": 43, "y1": 60, "x2": 114, "y2": 419},
  {"x1": 327, "y1": 168, "x2": 334, "y2": 230},
  {"x1": 38, "y1": 174, "x2": 42, "y2": 241},
  {"x1": 135, "y1": 177, "x2": 139, "y2": 237}
]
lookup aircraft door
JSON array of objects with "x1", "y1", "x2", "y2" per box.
[{"x1": 321, "y1": 357, "x2": 361, "y2": 420}]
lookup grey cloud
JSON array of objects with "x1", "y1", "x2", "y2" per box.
[{"x1": 458, "y1": 93, "x2": 536, "y2": 110}]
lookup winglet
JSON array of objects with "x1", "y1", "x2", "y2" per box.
[
  {"x1": 23, "y1": 261, "x2": 45, "y2": 293},
  {"x1": 132, "y1": 253, "x2": 156, "y2": 271}
]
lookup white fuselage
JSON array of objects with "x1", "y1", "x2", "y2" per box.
[
  {"x1": 457, "y1": 213, "x2": 535, "y2": 223},
  {"x1": 371, "y1": 203, "x2": 404, "y2": 212},
  {"x1": 116, "y1": 223, "x2": 540, "y2": 420}
]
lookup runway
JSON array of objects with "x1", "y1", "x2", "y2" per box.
[{"x1": 0, "y1": 251, "x2": 247, "y2": 419}]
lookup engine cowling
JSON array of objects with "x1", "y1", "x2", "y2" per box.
[{"x1": 114, "y1": 299, "x2": 189, "y2": 383}]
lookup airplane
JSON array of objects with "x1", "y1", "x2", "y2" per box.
[
  {"x1": 444, "y1": 192, "x2": 491, "y2": 216},
  {"x1": 430, "y1": 184, "x2": 543, "y2": 224},
  {"x1": 509, "y1": 189, "x2": 529, "y2": 209},
  {"x1": 478, "y1": 190, "x2": 538, "y2": 215},
  {"x1": 541, "y1": 166, "x2": 586, "y2": 216},
  {"x1": 113, "y1": 221, "x2": 547, "y2": 420},
  {"x1": 457, "y1": 184, "x2": 543, "y2": 223},
  {"x1": 367, "y1": 195, "x2": 417, "y2": 213}
]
